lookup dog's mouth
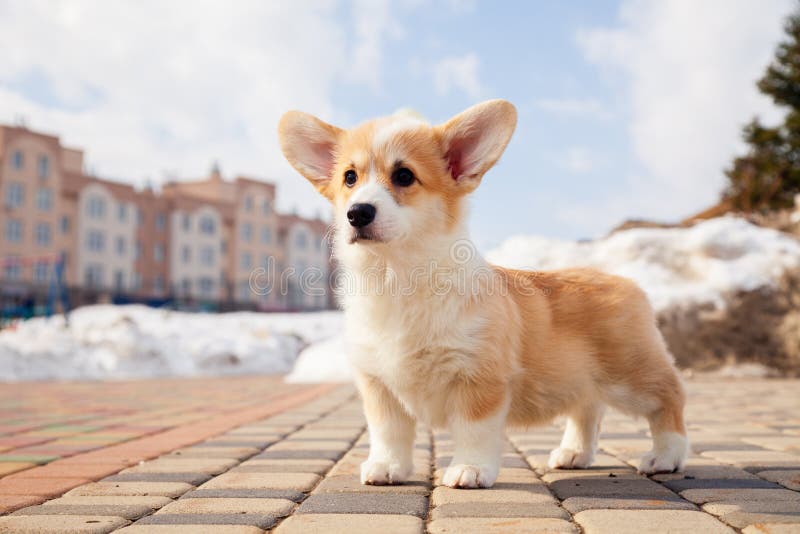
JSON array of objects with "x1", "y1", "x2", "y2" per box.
[{"x1": 348, "y1": 228, "x2": 381, "y2": 244}]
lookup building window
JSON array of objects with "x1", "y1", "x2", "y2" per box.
[
  {"x1": 4, "y1": 261, "x2": 21, "y2": 280},
  {"x1": 200, "y1": 246, "x2": 214, "y2": 266},
  {"x1": 199, "y1": 216, "x2": 215, "y2": 235},
  {"x1": 182, "y1": 245, "x2": 191, "y2": 263},
  {"x1": 131, "y1": 272, "x2": 142, "y2": 290},
  {"x1": 241, "y1": 252, "x2": 252, "y2": 269},
  {"x1": 118, "y1": 203, "x2": 127, "y2": 222},
  {"x1": 60, "y1": 216, "x2": 70, "y2": 234},
  {"x1": 154, "y1": 243, "x2": 164, "y2": 262},
  {"x1": 134, "y1": 241, "x2": 142, "y2": 260},
  {"x1": 114, "y1": 270, "x2": 125, "y2": 292},
  {"x1": 35, "y1": 222, "x2": 51, "y2": 246},
  {"x1": 261, "y1": 226, "x2": 272, "y2": 244},
  {"x1": 34, "y1": 262, "x2": 49, "y2": 283},
  {"x1": 87, "y1": 195, "x2": 106, "y2": 219},
  {"x1": 244, "y1": 195, "x2": 253, "y2": 211},
  {"x1": 155, "y1": 213, "x2": 166, "y2": 231},
  {"x1": 5, "y1": 182, "x2": 24, "y2": 208},
  {"x1": 181, "y1": 278, "x2": 191, "y2": 294},
  {"x1": 87, "y1": 231, "x2": 105, "y2": 252},
  {"x1": 84, "y1": 264, "x2": 104, "y2": 288},
  {"x1": 262, "y1": 198, "x2": 271, "y2": 215},
  {"x1": 239, "y1": 281, "x2": 251, "y2": 301},
  {"x1": 199, "y1": 277, "x2": 214, "y2": 296},
  {"x1": 182, "y1": 214, "x2": 191, "y2": 231},
  {"x1": 136, "y1": 208, "x2": 144, "y2": 225},
  {"x1": 5, "y1": 219, "x2": 22, "y2": 242},
  {"x1": 11, "y1": 150, "x2": 23, "y2": 170},
  {"x1": 36, "y1": 188, "x2": 52, "y2": 211},
  {"x1": 115, "y1": 236, "x2": 126, "y2": 256},
  {"x1": 154, "y1": 275, "x2": 164, "y2": 293},
  {"x1": 295, "y1": 231, "x2": 307, "y2": 249},
  {"x1": 241, "y1": 222, "x2": 252, "y2": 242},
  {"x1": 38, "y1": 155, "x2": 49, "y2": 179}
]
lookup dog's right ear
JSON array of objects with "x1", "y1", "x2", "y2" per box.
[{"x1": 278, "y1": 111, "x2": 342, "y2": 194}]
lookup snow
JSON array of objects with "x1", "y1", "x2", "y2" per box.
[
  {"x1": 4, "y1": 217, "x2": 798, "y2": 383},
  {"x1": 487, "y1": 216, "x2": 800, "y2": 312},
  {"x1": 0, "y1": 305, "x2": 342, "y2": 381}
]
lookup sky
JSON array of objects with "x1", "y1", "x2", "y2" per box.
[{"x1": 0, "y1": 0, "x2": 795, "y2": 249}]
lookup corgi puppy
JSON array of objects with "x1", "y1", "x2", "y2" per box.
[{"x1": 278, "y1": 100, "x2": 688, "y2": 488}]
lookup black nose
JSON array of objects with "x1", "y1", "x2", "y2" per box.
[{"x1": 347, "y1": 203, "x2": 376, "y2": 228}]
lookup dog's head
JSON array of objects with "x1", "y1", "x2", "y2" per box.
[{"x1": 278, "y1": 100, "x2": 516, "y2": 255}]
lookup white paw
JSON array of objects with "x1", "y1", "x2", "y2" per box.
[
  {"x1": 548, "y1": 447, "x2": 594, "y2": 469},
  {"x1": 360, "y1": 459, "x2": 412, "y2": 485},
  {"x1": 442, "y1": 463, "x2": 498, "y2": 488},
  {"x1": 638, "y1": 433, "x2": 688, "y2": 474}
]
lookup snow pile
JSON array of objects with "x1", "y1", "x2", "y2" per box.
[
  {"x1": 0, "y1": 305, "x2": 343, "y2": 381},
  {"x1": 487, "y1": 216, "x2": 800, "y2": 312}
]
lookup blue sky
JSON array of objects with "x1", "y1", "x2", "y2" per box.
[{"x1": 0, "y1": 0, "x2": 794, "y2": 249}]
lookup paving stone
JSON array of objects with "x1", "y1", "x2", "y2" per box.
[
  {"x1": 431, "y1": 483, "x2": 555, "y2": 506},
  {"x1": 135, "y1": 513, "x2": 277, "y2": 528},
  {"x1": 316, "y1": 474, "x2": 430, "y2": 495},
  {"x1": 297, "y1": 493, "x2": 428, "y2": 517},
  {"x1": 0, "y1": 477, "x2": 90, "y2": 498},
  {"x1": 123, "y1": 458, "x2": 238, "y2": 475},
  {"x1": 663, "y1": 476, "x2": 781, "y2": 493},
  {"x1": 254, "y1": 449, "x2": 343, "y2": 461},
  {"x1": 200, "y1": 472, "x2": 320, "y2": 492},
  {"x1": 702, "y1": 500, "x2": 800, "y2": 528},
  {"x1": 201, "y1": 439, "x2": 275, "y2": 448},
  {"x1": 168, "y1": 447, "x2": 259, "y2": 460},
  {"x1": 431, "y1": 502, "x2": 569, "y2": 520},
  {"x1": 118, "y1": 526, "x2": 263, "y2": 534},
  {"x1": 12, "y1": 503, "x2": 155, "y2": 520},
  {"x1": 680, "y1": 487, "x2": 800, "y2": 505},
  {"x1": 0, "y1": 495, "x2": 46, "y2": 514},
  {"x1": 231, "y1": 460, "x2": 332, "y2": 475},
  {"x1": 66, "y1": 481, "x2": 194, "y2": 498},
  {"x1": 182, "y1": 488, "x2": 305, "y2": 502},
  {"x1": 0, "y1": 514, "x2": 130, "y2": 533},
  {"x1": 561, "y1": 496, "x2": 697, "y2": 513},
  {"x1": 757, "y1": 469, "x2": 800, "y2": 490},
  {"x1": 428, "y1": 517, "x2": 578, "y2": 533},
  {"x1": 45, "y1": 495, "x2": 172, "y2": 509},
  {"x1": 574, "y1": 509, "x2": 735, "y2": 534},
  {"x1": 268, "y1": 440, "x2": 351, "y2": 451},
  {"x1": 548, "y1": 476, "x2": 676, "y2": 501},
  {"x1": 104, "y1": 472, "x2": 211, "y2": 485},
  {"x1": 157, "y1": 497, "x2": 294, "y2": 516},
  {"x1": 742, "y1": 524, "x2": 800, "y2": 534},
  {"x1": 20, "y1": 462, "x2": 129, "y2": 480},
  {"x1": 275, "y1": 513, "x2": 423, "y2": 534},
  {"x1": 0, "y1": 462, "x2": 36, "y2": 476},
  {"x1": 701, "y1": 450, "x2": 800, "y2": 471}
]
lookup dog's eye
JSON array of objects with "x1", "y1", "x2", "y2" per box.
[
  {"x1": 344, "y1": 170, "x2": 357, "y2": 187},
  {"x1": 392, "y1": 167, "x2": 415, "y2": 187}
]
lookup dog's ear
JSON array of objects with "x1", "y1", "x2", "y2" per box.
[
  {"x1": 436, "y1": 99, "x2": 517, "y2": 194},
  {"x1": 278, "y1": 111, "x2": 342, "y2": 194}
]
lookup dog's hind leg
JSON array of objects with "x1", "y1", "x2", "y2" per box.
[{"x1": 548, "y1": 403, "x2": 605, "y2": 469}]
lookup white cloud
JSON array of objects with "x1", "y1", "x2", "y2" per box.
[
  {"x1": 576, "y1": 0, "x2": 794, "y2": 220},
  {"x1": 433, "y1": 53, "x2": 483, "y2": 99},
  {"x1": 535, "y1": 98, "x2": 612, "y2": 120},
  {"x1": 0, "y1": 0, "x2": 400, "y2": 218}
]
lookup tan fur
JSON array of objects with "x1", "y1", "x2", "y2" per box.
[{"x1": 278, "y1": 100, "x2": 688, "y2": 487}]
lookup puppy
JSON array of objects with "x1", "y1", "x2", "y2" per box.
[{"x1": 278, "y1": 100, "x2": 688, "y2": 488}]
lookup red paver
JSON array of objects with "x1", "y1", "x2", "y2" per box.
[{"x1": 0, "y1": 495, "x2": 46, "y2": 514}]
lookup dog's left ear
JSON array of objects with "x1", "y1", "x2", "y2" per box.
[{"x1": 436, "y1": 99, "x2": 517, "y2": 194}]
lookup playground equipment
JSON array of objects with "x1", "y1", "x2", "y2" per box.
[{"x1": 0, "y1": 252, "x2": 69, "y2": 326}]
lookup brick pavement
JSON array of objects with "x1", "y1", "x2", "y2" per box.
[{"x1": 0, "y1": 376, "x2": 797, "y2": 533}]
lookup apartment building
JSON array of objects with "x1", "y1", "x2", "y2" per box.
[{"x1": 0, "y1": 123, "x2": 332, "y2": 311}]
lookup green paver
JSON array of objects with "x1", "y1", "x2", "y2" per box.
[{"x1": 0, "y1": 455, "x2": 59, "y2": 464}]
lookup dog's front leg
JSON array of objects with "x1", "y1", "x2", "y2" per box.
[
  {"x1": 355, "y1": 372, "x2": 416, "y2": 485},
  {"x1": 443, "y1": 396, "x2": 509, "y2": 489}
]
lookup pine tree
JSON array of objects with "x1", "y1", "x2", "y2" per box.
[{"x1": 726, "y1": 10, "x2": 800, "y2": 211}]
